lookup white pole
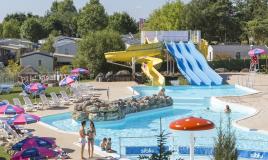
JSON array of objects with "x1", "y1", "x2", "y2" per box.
[
  {"x1": 167, "y1": 54, "x2": 169, "y2": 74},
  {"x1": 190, "y1": 132, "x2": 195, "y2": 160},
  {"x1": 172, "y1": 59, "x2": 175, "y2": 74}
]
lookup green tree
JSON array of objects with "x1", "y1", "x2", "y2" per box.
[
  {"x1": 108, "y1": 12, "x2": 138, "y2": 34},
  {"x1": 2, "y1": 19, "x2": 21, "y2": 38},
  {"x1": 234, "y1": 0, "x2": 268, "y2": 44},
  {"x1": 42, "y1": 14, "x2": 64, "y2": 35},
  {"x1": 139, "y1": 118, "x2": 172, "y2": 160},
  {"x1": 59, "y1": 65, "x2": 71, "y2": 74},
  {"x1": 4, "y1": 12, "x2": 38, "y2": 25},
  {"x1": 247, "y1": 17, "x2": 268, "y2": 45},
  {"x1": 41, "y1": 0, "x2": 77, "y2": 37},
  {"x1": 50, "y1": 0, "x2": 77, "y2": 13},
  {"x1": 47, "y1": 0, "x2": 78, "y2": 36},
  {"x1": 5, "y1": 60, "x2": 21, "y2": 77},
  {"x1": 40, "y1": 34, "x2": 56, "y2": 53},
  {"x1": 73, "y1": 30, "x2": 125, "y2": 75},
  {"x1": 214, "y1": 117, "x2": 238, "y2": 160},
  {"x1": 185, "y1": 0, "x2": 241, "y2": 42},
  {"x1": 20, "y1": 18, "x2": 45, "y2": 42},
  {"x1": 0, "y1": 23, "x2": 3, "y2": 38},
  {"x1": 144, "y1": 0, "x2": 185, "y2": 30},
  {"x1": 77, "y1": 0, "x2": 108, "y2": 35}
]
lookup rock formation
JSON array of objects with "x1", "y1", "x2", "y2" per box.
[{"x1": 72, "y1": 95, "x2": 173, "y2": 121}]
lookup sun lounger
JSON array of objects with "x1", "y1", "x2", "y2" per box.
[
  {"x1": 2, "y1": 99, "x2": 9, "y2": 104},
  {"x1": 60, "y1": 91, "x2": 73, "y2": 102},
  {"x1": 2, "y1": 122, "x2": 23, "y2": 139},
  {"x1": 0, "y1": 85, "x2": 13, "y2": 94},
  {"x1": 22, "y1": 97, "x2": 39, "y2": 112},
  {"x1": 72, "y1": 87, "x2": 93, "y2": 99},
  {"x1": 13, "y1": 98, "x2": 22, "y2": 106},
  {"x1": 40, "y1": 94, "x2": 59, "y2": 108},
  {"x1": 50, "y1": 92, "x2": 67, "y2": 106},
  {"x1": 13, "y1": 125, "x2": 33, "y2": 137}
]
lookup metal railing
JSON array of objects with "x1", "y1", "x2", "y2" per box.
[
  {"x1": 237, "y1": 73, "x2": 256, "y2": 88},
  {"x1": 117, "y1": 135, "x2": 268, "y2": 159}
]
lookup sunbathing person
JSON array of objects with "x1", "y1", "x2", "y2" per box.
[
  {"x1": 158, "y1": 88, "x2": 166, "y2": 97},
  {"x1": 100, "y1": 137, "x2": 107, "y2": 151},
  {"x1": 106, "y1": 138, "x2": 116, "y2": 153},
  {"x1": 10, "y1": 125, "x2": 24, "y2": 135}
]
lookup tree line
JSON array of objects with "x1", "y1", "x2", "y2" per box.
[
  {"x1": 145, "y1": 0, "x2": 268, "y2": 45},
  {"x1": 1, "y1": 0, "x2": 267, "y2": 75},
  {"x1": 0, "y1": 0, "x2": 138, "y2": 43}
]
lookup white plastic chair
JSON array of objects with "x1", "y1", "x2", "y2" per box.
[
  {"x1": 22, "y1": 97, "x2": 38, "y2": 112},
  {"x1": 13, "y1": 98, "x2": 22, "y2": 106},
  {"x1": 60, "y1": 91, "x2": 69, "y2": 100},
  {"x1": 40, "y1": 94, "x2": 58, "y2": 108},
  {"x1": 50, "y1": 92, "x2": 65, "y2": 106},
  {"x1": 2, "y1": 100, "x2": 9, "y2": 104},
  {"x1": 72, "y1": 87, "x2": 93, "y2": 99}
]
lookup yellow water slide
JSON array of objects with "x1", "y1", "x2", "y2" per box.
[{"x1": 104, "y1": 43, "x2": 165, "y2": 86}]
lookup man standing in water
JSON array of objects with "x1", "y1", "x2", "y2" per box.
[{"x1": 79, "y1": 121, "x2": 87, "y2": 160}]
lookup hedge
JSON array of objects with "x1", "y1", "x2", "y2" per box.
[{"x1": 208, "y1": 59, "x2": 268, "y2": 71}]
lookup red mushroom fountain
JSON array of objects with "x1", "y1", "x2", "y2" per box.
[{"x1": 169, "y1": 116, "x2": 215, "y2": 160}]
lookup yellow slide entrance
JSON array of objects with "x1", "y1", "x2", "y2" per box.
[{"x1": 105, "y1": 43, "x2": 165, "y2": 86}]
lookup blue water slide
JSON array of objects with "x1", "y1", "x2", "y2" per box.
[
  {"x1": 176, "y1": 42, "x2": 212, "y2": 85},
  {"x1": 165, "y1": 42, "x2": 202, "y2": 85},
  {"x1": 186, "y1": 41, "x2": 223, "y2": 85}
]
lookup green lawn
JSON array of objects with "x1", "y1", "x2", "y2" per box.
[
  {"x1": 0, "y1": 146, "x2": 10, "y2": 160},
  {"x1": 80, "y1": 79, "x2": 94, "y2": 83},
  {"x1": 0, "y1": 86, "x2": 63, "y2": 104}
]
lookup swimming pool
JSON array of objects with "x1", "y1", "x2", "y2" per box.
[{"x1": 41, "y1": 85, "x2": 268, "y2": 158}]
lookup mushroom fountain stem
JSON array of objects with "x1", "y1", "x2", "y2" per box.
[{"x1": 190, "y1": 132, "x2": 195, "y2": 160}]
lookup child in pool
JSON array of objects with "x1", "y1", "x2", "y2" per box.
[{"x1": 100, "y1": 138, "x2": 107, "y2": 151}]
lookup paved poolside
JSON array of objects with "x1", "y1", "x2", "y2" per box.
[
  {"x1": 26, "y1": 81, "x2": 138, "y2": 159},
  {"x1": 220, "y1": 73, "x2": 268, "y2": 132}
]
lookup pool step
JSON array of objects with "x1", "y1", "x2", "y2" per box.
[
  {"x1": 173, "y1": 102, "x2": 204, "y2": 107},
  {"x1": 173, "y1": 97, "x2": 208, "y2": 104}
]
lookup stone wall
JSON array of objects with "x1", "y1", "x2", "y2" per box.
[{"x1": 72, "y1": 95, "x2": 173, "y2": 121}]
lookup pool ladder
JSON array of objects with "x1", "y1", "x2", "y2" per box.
[{"x1": 237, "y1": 73, "x2": 255, "y2": 88}]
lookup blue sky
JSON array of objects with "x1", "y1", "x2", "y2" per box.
[{"x1": 0, "y1": 0, "x2": 189, "y2": 22}]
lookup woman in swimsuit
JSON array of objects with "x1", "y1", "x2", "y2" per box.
[
  {"x1": 79, "y1": 121, "x2": 87, "y2": 160},
  {"x1": 87, "y1": 120, "x2": 96, "y2": 158}
]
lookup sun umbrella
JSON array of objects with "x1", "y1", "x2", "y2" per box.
[
  {"x1": 12, "y1": 136, "x2": 56, "y2": 151},
  {"x1": 25, "y1": 83, "x2": 47, "y2": 94},
  {"x1": 7, "y1": 113, "x2": 40, "y2": 125},
  {"x1": 0, "y1": 103, "x2": 25, "y2": 115},
  {"x1": 11, "y1": 147, "x2": 58, "y2": 160},
  {"x1": 248, "y1": 48, "x2": 267, "y2": 57},
  {"x1": 0, "y1": 101, "x2": 7, "y2": 106},
  {"x1": 71, "y1": 68, "x2": 89, "y2": 74},
  {"x1": 59, "y1": 75, "x2": 78, "y2": 86},
  {"x1": 169, "y1": 116, "x2": 215, "y2": 160}
]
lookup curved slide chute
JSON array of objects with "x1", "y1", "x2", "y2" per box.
[
  {"x1": 165, "y1": 41, "x2": 222, "y2": 86},
  {"x1": 165, "y1": 42, "x2": 202, "y2": 85},
  {"x1": 105, "y1": 43, "x2": 165, "y2": 86},
  {"x1": 176, "y1": 42, "x2": 212, "y2": 85},
  {"x1": 185, "y1": 41, "x2": 223, "y2": 85}
]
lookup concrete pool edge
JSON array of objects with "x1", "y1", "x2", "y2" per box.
[
  {"x1": 38, "y1": 121, "x2": 123, "y2": 159},
  {"x1": 39, "y1": 84, "x2": 265, "y2": 159}
]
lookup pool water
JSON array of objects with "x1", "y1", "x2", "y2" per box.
[{"x1": 41, "y1": 85, "x2": 268, "y2": 156}]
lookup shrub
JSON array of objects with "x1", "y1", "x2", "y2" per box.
[{"x1": 214, "y1": 117, "x2": 238, "y2": 160}]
